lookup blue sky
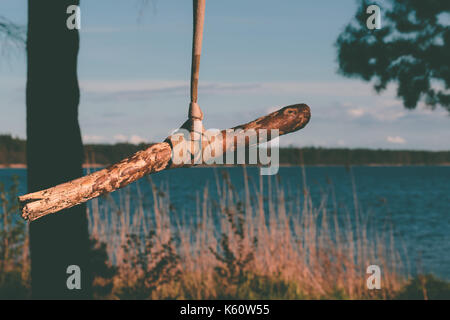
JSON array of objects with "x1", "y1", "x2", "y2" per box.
[{"x1": 1, "y1": 0, "x2": 449, "y2": 150}]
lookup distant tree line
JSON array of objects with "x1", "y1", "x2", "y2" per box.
[
  {"x1": 1, "y1": 135, "x2": 449, "y2": 166},
  {"x1": 0, "y1": 135, "x2": 26, "y2": 164},
  {"x1": 279, "y1": 147, "x2": 450, "y2": 166}
]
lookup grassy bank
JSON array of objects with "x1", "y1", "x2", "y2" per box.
[{"x1": 1, "y1": 169, "x2": 449, "y2": 299}]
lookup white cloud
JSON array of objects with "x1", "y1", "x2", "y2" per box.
[
  {"x1": 84, "y1": 134, "x2": 147, "y2": 144},
  {"x1": 80, "y1": 79, "x2": 382, "y2": 99},
  {"x1": 112, "y1": 134, "x2": 147, "y2": 144},
  {"x1": 257, "y1": 81, "x2": 381, "y2": 97},
  {"x1": 386, "y1": 136, "x2": 406, "y2": 144},
  {"x1": 114, "y1": 134, "x2": 128, "y2": 142},
  {"x1": 80, "y1": 26, "x2": 142, "y2": 34},
  {"x1": 348, "y1": 108, "x2": 365, "y2": 117},
  {"x1": 129, "y1": 135, "x2": 146, "y2": 144},
  {"x1": 80, "y1": 80, "x2": 187, "y2": 94},
  {"x1": 373, "y1": 110, "x2": 406, "y2": 122},
  {"x1": 342, "y1": 99, "x2": 406, "y2": 122},
  {"x1": 83, "y1": 135, "x2": 105, "y2": 143}
]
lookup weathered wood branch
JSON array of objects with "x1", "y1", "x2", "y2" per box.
[{"x1": 19, "y1": 104, "x2": 311, "y2": 221}]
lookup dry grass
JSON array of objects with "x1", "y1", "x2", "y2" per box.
[{"x1": 87, "y1": 167, "x2": 406, "y2": 299}]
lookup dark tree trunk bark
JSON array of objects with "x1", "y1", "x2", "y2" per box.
[{"x1": 26, "y1": 0, "x2": 92, "y2": 299}]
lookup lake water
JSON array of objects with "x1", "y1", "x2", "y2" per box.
[{"x1": 1, "y1": 166, "x2": 449, "y2": 280}]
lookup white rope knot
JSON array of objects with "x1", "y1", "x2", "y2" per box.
[
  {"x1": 187, "y1": 101, "x2": 204, "y2": 137},
  {"x1": 188, "y1": 102, "x2": 204, "y2": 121},
  {"x1": 187, "y1": 102, "x2": 204, "y2": 164}
]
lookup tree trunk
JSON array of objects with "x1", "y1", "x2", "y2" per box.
[{"x1": 26, "y1": 0, "x2": 92, "y2": 299}]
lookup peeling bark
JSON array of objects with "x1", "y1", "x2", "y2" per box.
[{"x1": 19, "y1": 104, "x2": 311, "y2": 221}]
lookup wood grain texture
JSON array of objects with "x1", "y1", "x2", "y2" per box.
[{"x1": 19, "y1": 104, "x2": 311, "y2": 221}]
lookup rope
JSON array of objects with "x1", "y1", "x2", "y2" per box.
[{"x1": 188, "y1": 0, "x2": 205, "y2": 131}]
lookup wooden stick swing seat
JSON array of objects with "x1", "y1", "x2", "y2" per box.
[{"x1": 19, "y1": 0, "x2": 311, "y2": 221}]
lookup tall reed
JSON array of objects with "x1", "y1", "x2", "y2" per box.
[{"x1": 87, "y1": 167, "x2": 406, "y2": 299}]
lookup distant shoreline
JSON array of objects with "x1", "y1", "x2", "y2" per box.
[
  {"x1": 0, "y1": 164, "x2": 105, "y2": 169},
  {"x1": 1, "y1": 163, "x2": 450, "y2": 169},
  {"x1": 3, "y1": 135, "x2": 450, "y2": 168}
]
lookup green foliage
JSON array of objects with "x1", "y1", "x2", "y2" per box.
[
  {"x1": 215, "y1": 273, "x2": 306, "y2": 300},
  {"x1": 0, "y1": 270, "x2": 29, "y2": 299},
  {"x1": 0, "y1": 176, "x2": 29, "y2": 299},
  {"x1": 0, "y1": 135, "x2": 26, "y2": 165},
  {"x1": 89, "y1": 238, "x2": 117, "y2": 299},
  {"x1": 279, "y1": 147, "x2": 450, "y2": 165},
  {"x1": 210, "y1": 194, "x2": 258, "y2": 298},
  {"x1": 84, "y1": 143, "x2": 150, "y2": 165},
  {"x1": 2, "y1": 135, "x2": 450, "y2": 166},
  {"x1": 0, "y1": 176, "x2": 26, "y2": 271},
  {"x1": 394, "y1": 274, "x2": 450, "y2": 300},
  {"x1": 336, "y1": 0, "x2": 450, "y2": 111},
  {"x1": 117, "y1": 231, "x2": 181, "y2": 299},
  {"x1": 1, "y1": 170, "x2": 450, "y2": 300},
  {"x1": 0, "y1": 15, "x2": 26, "y2": 54}
]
